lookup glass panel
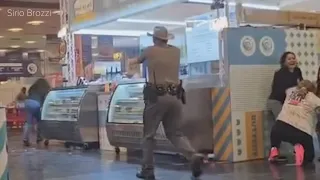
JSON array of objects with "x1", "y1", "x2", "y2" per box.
[
  {"x1": 108, "y1": 82, "x2": 144, "y2": 124},
  {"x1": 41, "y1": 88, "x2": 85, "y2": 121}
]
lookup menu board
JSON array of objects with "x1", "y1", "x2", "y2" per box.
[
  {"x1": 82, "y1": 35, "x2": 92, "y2": 66},
  {"x1": 186, "y1": 23, "x2": 220, "y2": 64},
  {"x1": 97, "y1": 35, "x2": 114, "y2": 61},
  {"x1": 185, "y1": 11, "x2": 226, "y2": 64}
]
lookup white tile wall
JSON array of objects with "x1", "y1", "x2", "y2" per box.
[
  {"x1": 230, "y1": 65, "x2": 279, "y2": 112},
  {"x1": 285, "y1": 29, "x2": 319, "y2": 82}
]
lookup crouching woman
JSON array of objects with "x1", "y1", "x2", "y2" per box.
[{"x1": 268, "y1": 80, "x2": 319, "y2": 166}]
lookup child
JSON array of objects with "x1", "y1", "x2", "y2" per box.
[{"x1": 268, "y1": 80, "x2": 320, "y2": 166}]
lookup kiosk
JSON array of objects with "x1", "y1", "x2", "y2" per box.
[
  {"x1": 106, "y1": 79, "x2": 213, "y2": 154},
  {"x1": 40, "y1": 85, "x2": 105, "y2": 149},
  {"x1": 68, "y1": 0, "x2": 224, "y2": 156},
  {"x1": 65, "y1": 0, "x2": 320, "y2": 162}
]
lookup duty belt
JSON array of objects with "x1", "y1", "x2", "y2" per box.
[{"x1": 146, "y1": 83, "x2": 178, "y2": 96}]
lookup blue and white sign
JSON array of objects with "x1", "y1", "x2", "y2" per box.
[
  {"x1": 0, "y1": 61, "x2": 39, "y2": 77},
  {"x1": 185, "y1": 12, "x2": 221, "y2": 64}
]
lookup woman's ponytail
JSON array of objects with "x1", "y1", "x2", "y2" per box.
[{"x1": 296, "y1": 80, "x2": 315, "y2": 98}]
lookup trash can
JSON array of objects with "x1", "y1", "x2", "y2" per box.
[{"x1": 0, "y1": 106, "x2": 9, "y2": 180}]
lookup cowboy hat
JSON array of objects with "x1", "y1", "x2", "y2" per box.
[{"x1": 147, "y1": 26, "x2": 174, "y2": 40}]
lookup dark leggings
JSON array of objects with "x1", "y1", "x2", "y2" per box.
[{"x1": 270, "y1": 120, "x2": 314, "y2": 164}]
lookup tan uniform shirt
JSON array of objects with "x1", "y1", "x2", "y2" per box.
[
  {"x1": 138, "y1": 45, "x2": 180, "y2": 85},
  {"x1": 277, "y1": 87, "x2": 320, "y2": 135}
]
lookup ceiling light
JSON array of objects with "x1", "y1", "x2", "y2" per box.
[
  {"x1": 74, "y1": 29, "x2": 151, "y2": 36},
  {"x1": 187, "y1": 0, "x2": 280, "y2": 10},
  {"x1": 37, "y1": 50, "x2": 45, "y2": 52},
  {"x1": 58, "y1": 26, "x2": 67, "y2": 38},
  {"x1": 117, "y1": 18, "x2": 185, "y2": 26},
  {"x1": 25, "y1": 41, "x2": 36, "y2": 44},
  {"x1": 52, "y1": 10, "x2": 61, "y2": 15},
  {"x1": 0, "y1": 36, "x2": 4, "y2": 38},
  {"x1": 0, "y1": 49, "x2": 7, "y2": 52},
  {"x1": 92, "y1": 53, "x2": 99, "y2": 57},
  {"x1": 10, "y1": 45, "x2": 20, "y2": 48},
  {"x1": 27, "y1": 21, "x2": 44, "y2": 26},
  {"x1": 8, "y1": 28, "x2": 23, "y2": 32},
  {"x1": 42, "y1": 35, "x2": 47, "y2": 38}
]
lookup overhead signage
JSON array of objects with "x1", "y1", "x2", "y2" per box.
[
  {"x1": 5, "y1": 51, "x2": 23, "y2": 61},
  {"x1": 73, "y1": 0, "x2": 96, "y2": 23},
  {"x1": 239, "y1": 7, "x2": 320, "y2": 27},
  {"x1": 70, "y1": 0, "x2": 178, "y2": 31},
  {"x1": 288, "y1": 12, "x2": 318, "y2": 25},
  {"x1": 28, "y1": 52, "x2": 41, "y2": 61},
  {"x1": 0, "y1": 61, "x2": 38, "y2": 77}
]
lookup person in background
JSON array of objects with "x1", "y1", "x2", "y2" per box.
[
  {"x1": 267, "y1": 52, "x2": 303, "y2": 160},
  {"x1": 23, "y1": 78, "x2": 51, "y2": 147},
  {"x1": 267, "y1": 51, "x2": 303, "y2": 118},
  {"x1": 16, "y1": 87, "x2": 27, "y2": 106},
  {"x1": 268, "y1": 80, "x2": 319, "y2": 166}
]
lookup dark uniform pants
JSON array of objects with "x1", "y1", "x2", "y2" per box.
[
  {"x1": 271, "y1": 120, "x2": 315, "y2": 164},
  {"x1": 142, "y1": 94, "x2": 195, "y2": 168}
]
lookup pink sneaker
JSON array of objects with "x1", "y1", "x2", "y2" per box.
[
  {"x1": 268, "y1": 147, "x2": 279, "y2": 162},
  {"x1": 294, "y1": 144, "x2": 304, "y2": 166}
]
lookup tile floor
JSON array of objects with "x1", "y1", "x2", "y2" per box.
[{"x1": 7, "y1": 131, "x2": 320, "y2": 180}]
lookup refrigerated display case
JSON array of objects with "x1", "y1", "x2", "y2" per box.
[
  {"x1": 106, "y1": 79, "x2": 177, "y2": 152},
  {"x1": 40, "y1": 86, "x2": 99, "y2": 149},
  {"x1": 106, "y1": 79, "x2": 214, "y2": 155}
]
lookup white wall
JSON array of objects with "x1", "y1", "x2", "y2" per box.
[
  {"x1": 0, "y1": 81, "x2": 31, "y2": 105},
  {"x1": 280, "y1": 0, "x2": 320, "y2": 12},
  {"x1": 0, "y1": 41, "x2": 62, "y2": 105}
]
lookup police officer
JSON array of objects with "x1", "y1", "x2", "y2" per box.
[{"x1": 130, "y1": 26, "x2": 203, "y2": 180}]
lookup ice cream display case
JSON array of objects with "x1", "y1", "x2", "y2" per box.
[
  {"x1": 40, "y1": 86, "x2": 99, "y2": 149},
  {"x1": 106, "y1": 79, "x2": 177, "y2": 152},
  {"x1": 106, "y1": 79, "x2": 214, "y2": 154}
]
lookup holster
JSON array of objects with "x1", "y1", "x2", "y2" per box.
[
  {"x1": 143, "y1": 84, "x2": 159, "y2": 103},
  {"x1": 176, "y1": 83, "x2": 186, "y2": 104},
  {"x1": 143, "y1": 82, "x2": 186, "y2": 104}
]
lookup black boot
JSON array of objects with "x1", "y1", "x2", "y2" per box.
[
  {"x1": 190, "y1": 154, "x2": 204, "y2": 179},
  {"x1": 23, "y1": 140, "x2": 30, "y2": 147},
  {"x1": 136, "y1": 167, "x2": 155, "y2": 180},
  {"x1": 36, "y1": 137, "x2": 43, "y2": 144}
]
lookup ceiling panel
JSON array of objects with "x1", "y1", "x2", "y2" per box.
[
  {"x1": 232, "y1": 0, "x2": 282, "y2": 6},
  {"x1": 0, "y1": 7, "x2": 59, "y2": 49},
  {"x1": 0, "y1": 0, "x2": 59, "y2": 9},
  {"x1": 129, "y1": 3, "x2": 210, "y2": 22},
  {"x1": 0, "y1": 35, "x2": 46, "y2": 49},
  {"x1": 3, "y1": 0, "x2": 59, "y2": 3},
  {"x1": 91, "y1": 3, "x2": 209, "y2": 32},
  {"x1": 91, "y1": 21, "x2": 182, "y2": 32},
  {"x1": 0, "y1": 7, "x2": 60, "y2": 35},
  {"x1": 280, "y1": 0, "x2": 320, "y2": 12}
]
